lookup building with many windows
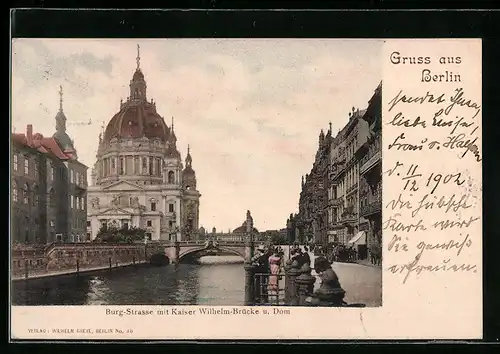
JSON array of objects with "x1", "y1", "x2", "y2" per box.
[
  {"x1": 291, "y1": 83, "x2": 382, "y2": 262},
  {"x1": 329, "y1": 107, "x2": 369, "y2": 251},
  {"x1": 358, "y1": 82, "x2": 382, "y2": 256},
  {"x1": 11, "y1": 88, "x2": 88, "y2": 244},
  {"x1": 295, "y1": 125, "x2": 333, "y2": 245},
  {"x1": 86, "y1": 46, "x2": 201, "y2": 242}
]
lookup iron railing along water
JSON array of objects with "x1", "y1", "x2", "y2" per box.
[{"x1": 253, "y1": 272, "x2": 287, "y2": 306}]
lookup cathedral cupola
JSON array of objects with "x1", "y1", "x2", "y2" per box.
[{"x1": 102, "y1": 45, "x2": 169, "y2": 144}]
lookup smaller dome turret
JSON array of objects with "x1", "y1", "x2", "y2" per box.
[{"x1": 183, "y1": 144, "x2": 196, "y2": 190}]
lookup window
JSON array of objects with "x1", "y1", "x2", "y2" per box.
[
  {"x1": 32, "y1": 185, "x2": 38, "y2": 206},
  {"x1": 142, "y1": 157, "x2": 147, "y2": 173},
  {"x1": 49, "y1": 164, "x2": 54, "y2": 181},
  {"x1": 23, "y1": 183, "x2": 29, "y2": 204},
  {"x1": 13, "y1": 154, "x2": 18, "y2": 171},
  {"x1": 147, "y1": 220, "x2": 152, "y2": 227},
  {"x1": 156, "y1": 158, "x2": 161, "y2": 176},
  {"x1": 87, "y1": 221, "x2": 91, "y2": 227},
  {"x1": 168, "y1": 171, "x2": 175, "y2": 184},
  {"x1": 145, "y1": 232, "x2": 152, "y2": 240},
  {"x1": 151, "y1": 202, "x2": 156, "y2": 211},
  {"x1": 86, "y1": 233, "x2": 91, "y2": 241},
  {"x1": 24, "y1": 158, "x2": 29, "y2": 175},
  {"x1": 134, "y1": 157, "x2": 139, "y2": 174},
  {"x1": 119, "y1": 157, "x2": 124, "y2": 175},
  {"x1": 169, "y1": 221, "x2": 174, "y2": 228},
  {"x1": 168, "y1": 203, "x2": 174, "y2": 213},
  {"x1": 70, "y1": 169, "x2": 74, "y2": 183},
  {"x1": 12, "y1": 181, "x2": 18, "y2": 202},
  {"x1": 70, "y1": 195, "x2": 74, "y2": 209},
  {"x1": 122, "y1": 221, "x2": 129, "y2": 230}
]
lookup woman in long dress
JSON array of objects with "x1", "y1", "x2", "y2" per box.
[{"x1": 267, "y1": 250, "x2": 282, "y2": 304}]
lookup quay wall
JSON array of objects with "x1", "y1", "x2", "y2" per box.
[{"x1": 11, "y1": 243, "x2": 165, "y2": 280}]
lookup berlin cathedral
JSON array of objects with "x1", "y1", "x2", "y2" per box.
[{"x1": 87, "y1": 45, "x2": 201, "y2": 241}]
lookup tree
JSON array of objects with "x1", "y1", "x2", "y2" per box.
[
  {"x1": 94, "y1": 224, "x2": 147, "y2": 243},
  {"x1": 269, "y1": 231, "x2": 286, "y2": 245}
]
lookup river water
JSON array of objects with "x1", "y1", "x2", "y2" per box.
[{"x1": 11, "y1": 256, "x2": 246, "y2": 306}]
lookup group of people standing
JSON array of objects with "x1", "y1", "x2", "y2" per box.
[
  {"x1": 250, "y1": 244, "x2": 314, "y2": 304},
  {"x1": 250, "y1": 243, "x2": 347, "y2": 306},
  {"x1": 251, "y1": 245, "x2": 283, "y2": 303}
]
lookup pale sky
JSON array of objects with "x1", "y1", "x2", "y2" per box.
[{"x1": 11, "y1": 38, "x2": 381, "y2": 231}]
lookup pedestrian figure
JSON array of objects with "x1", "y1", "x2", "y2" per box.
[
  {"x1": 268, "y1": 249, "x2": 282, "y2": 304},
  {"x1": 251, "y1": 245, "x2": 270, "y2": 303}
]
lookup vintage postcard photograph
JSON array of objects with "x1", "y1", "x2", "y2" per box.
[{"x1": 10, "y1": 38, "x2": 482, "y2": 340}]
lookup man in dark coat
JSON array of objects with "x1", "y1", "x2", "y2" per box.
[{"x1": 251, "y1": 246, "x2": 270, "y2": 303}]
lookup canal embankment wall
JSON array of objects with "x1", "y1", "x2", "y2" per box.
[{"x1": 11, "y1": 242, "x2": 165, "y2": 282}]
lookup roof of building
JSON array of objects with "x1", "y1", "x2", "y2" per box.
[
  {"x1": 13, "y1": 131, "x2": 69, "y2": 160},
  {"x1": 103, "y1": 100, "x2": 171, "y2": 143},
  {"x1": 233, "y1": 221, "x2": 259, "y2": 234}
]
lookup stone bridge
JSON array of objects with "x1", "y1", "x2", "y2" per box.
[{"x1": 154, "y1": 239, "x2": 253, "y2": 264}]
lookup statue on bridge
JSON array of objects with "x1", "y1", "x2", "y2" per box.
[{"x1": 204, "y1": 238, "x2": 219, "y2": 249}]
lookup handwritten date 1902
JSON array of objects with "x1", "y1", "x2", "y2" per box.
[{"x1": 426, "y1": 172, "x2": 465, "y2": 194}]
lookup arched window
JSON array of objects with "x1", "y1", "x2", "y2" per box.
[
  {"x1": 23, "y1": 183, "x2": 30, "y2": 204},
  {"x1": 12, "y1": 181, "x2": 18, "y2": 202},
  {"x1": 168, "y1": 171, "x2": 175, "y2": 184}
]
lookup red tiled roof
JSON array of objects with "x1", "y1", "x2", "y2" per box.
[{"x1": 12, "y1": 132, "x2": 69, "y2": 160}]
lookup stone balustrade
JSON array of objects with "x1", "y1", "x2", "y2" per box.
[{"x1": 245, "y1": 259, "x2": 353, "y2": 307}]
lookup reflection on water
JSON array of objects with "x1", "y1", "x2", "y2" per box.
[{"x1": 12, "y1": 256, "x2": 245, "y2": 306}]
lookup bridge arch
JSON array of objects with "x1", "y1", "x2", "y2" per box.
[{"x1": 178, "y1": 246, "x2": 246, "y2": 262}]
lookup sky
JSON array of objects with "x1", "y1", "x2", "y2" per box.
[{"x1": 11, "y1": 38, "x2": 382, "y2": 231}]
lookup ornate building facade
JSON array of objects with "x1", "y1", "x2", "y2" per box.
[
  {"x1": 291, "y1": 83, "x2": 381, "y2": 261},
  {"x1": 296, "y1": 125, "x2": 333, "y2": 244},
  {"x1": 86, "y1": 46, "x2": 201, "y2": 242},
  {"x1": 329, "y1": 108, "x2": 369, "y2": 249},
  {"x1": 358, "y1": 82, "x2": 382, "y2": 254},
  {"x1": 11, "y1": 87, "x2": 88, "y2": 244}
]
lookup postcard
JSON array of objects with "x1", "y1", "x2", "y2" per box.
[{"x1": 10, "y1": 38, "x2": 482, "y2": 340}]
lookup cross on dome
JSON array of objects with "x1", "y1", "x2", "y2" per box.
[{"x1": 136, "y1": 44, "x2": 141, "y2": 70}]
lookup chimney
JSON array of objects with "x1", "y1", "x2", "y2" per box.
[{"x1": 26, "y1": 124, "x2": 33, "y2": 147}]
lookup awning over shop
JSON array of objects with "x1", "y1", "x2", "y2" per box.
[{"x1": 347, "y1": 231, "x2": 366, "y2": 246}]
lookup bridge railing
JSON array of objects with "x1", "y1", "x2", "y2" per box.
[
  {"x1": 153, "y1": 240, "x2": 247, "y2": 246},
  {"x1": 253, "y1": 272, "x2": 286, "y2": 306}
]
